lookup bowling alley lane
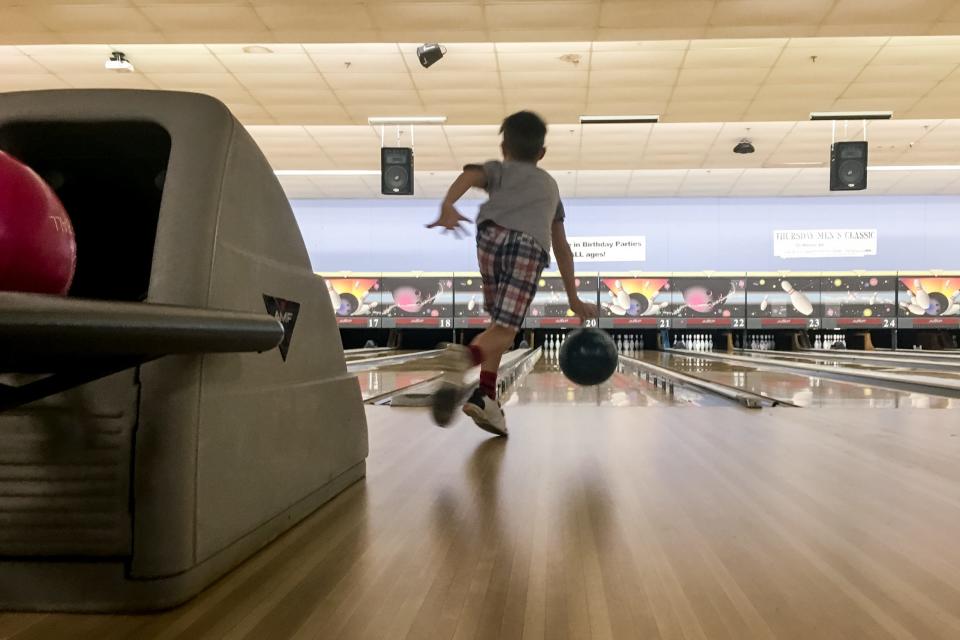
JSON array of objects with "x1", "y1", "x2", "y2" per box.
[
  {"x1": 356, "y1": 369, "x2": 441, "y2": 401},
  {"x1": 508, "y1": 354, "x2": 724, "y2": 407},
  {"x1": 737, "y1": 349, "x2": 960, "y2": 381},
  {"x1": 644, "y1": 351, "x2": 960, "y2": 408}
]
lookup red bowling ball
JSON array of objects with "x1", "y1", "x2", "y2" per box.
[{"x1": 0, "y1": 150, "x2": 76, "y2": 295}]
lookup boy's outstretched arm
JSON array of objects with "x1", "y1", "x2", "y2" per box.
[
  {"x1": 426, "y1": 167, "x2": 487, "y2": 238},
  {"x1": 552, "y1": 219, "x2": 599, "y2": 322}
]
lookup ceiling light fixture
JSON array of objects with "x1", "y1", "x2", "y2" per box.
[
  {"x1": 368, "y1": 116, "x2": 447, "y2": 125},
  {"x1": 579, "y1": 115, "x2": 660, "y2": 124},
  {"x1": 105, "y1": 51, "x2": 134, "y2": 72},
  {"x1": 810, "y1": 111, "x2": 892, "y2": 121},
  {"x1": 868, "y1": 165, "x2": 960, "y2": 172},
  {"x1": 274, "y1": 170, "x2": 381, "y2": 176}
]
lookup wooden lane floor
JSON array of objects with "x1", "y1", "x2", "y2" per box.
[
  {"x1": 648, "y1": 351, "x2": 960, "y2": 409},
  {"x1": 5, "y1": 396, "x2": 960, "y2": 639},
  {"x1": 356, "y1": 369, "x2": 441, "y2": 401},
  {"x1": 737, "y1": 350, "x2": 960, "y2": 379},
  {"x1": 522, "y1": 355, "x2": 723, "y2": 407}
]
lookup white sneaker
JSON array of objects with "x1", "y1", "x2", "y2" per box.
[
  {"x1": 462, "y1": 388, "x2": 508, "y2": 437},
  {"x1": 430, "y1": 343, "x2": 474, "y2": 426}
]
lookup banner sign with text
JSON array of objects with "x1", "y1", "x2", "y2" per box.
[
  {"x1": 555, "y1": 236, "x2": 646, "y2": 263},
  {"x1": 773, "y1": 229, "x2": 877, "y2": 259}
]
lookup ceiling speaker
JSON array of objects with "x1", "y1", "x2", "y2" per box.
[
  {"x1": 830, "y1": 141, "x2": 868, "y2": 191},
  {"x1": 381, "y1": 147, "x2": 413, "y2": 196}
]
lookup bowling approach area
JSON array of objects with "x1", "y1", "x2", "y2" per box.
[{"x1": 6, "y1": 5, "x2": 960, "y2": 639}]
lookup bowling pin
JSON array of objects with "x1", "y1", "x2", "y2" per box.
[
  {"x1": 760, "y1": 295, "x2": 769, "y2": 312},
  {"x1": 467, "y1": 295, "x2": 476, "y2": 311},
  {"x1": 815, "y1": 335, "x2": 822, "y2": 350},
  {"x1": 638, "y1": 335, "x2": 645, "y2": 351},
  {"x1": 907, "y1": 302, "x2": 926, "y2": 316},
  {"x1": 781, "y1": 279, "x2": 814, "y2": 316},
  {"x1": 611, "y1": 281, "x2": 631, "y2": 310},
  {"x1": 869, "y1": 291, "x2": 878, "y2": 305},
  {"x1": 943, "y1": 303, "x2": 960, "y2": 316},
  {"x1": 914, "y1": 279, "x2": 930, "y2": 309}
]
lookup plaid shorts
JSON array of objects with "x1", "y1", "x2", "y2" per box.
[{"x1": 476, "y1": 222, "x2": 549, "y2": 330}]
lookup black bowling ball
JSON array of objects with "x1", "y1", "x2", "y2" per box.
[{"x1": 558, "y1": 328, "x2": 618, "y2": 386}]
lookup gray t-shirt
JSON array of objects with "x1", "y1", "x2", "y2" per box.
[{"x1": 468, "y1": 160, "x2": 564, "y2": 254}]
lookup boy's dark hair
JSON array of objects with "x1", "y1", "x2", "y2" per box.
[{"x1": 500, "y1": 111, "x2": 547, "y2": 162}]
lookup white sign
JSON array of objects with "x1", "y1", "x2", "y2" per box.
[
  {"x1": 556, "y1": 235, "x2": 646, "y2": 263},
  {"x1": 773, "y1": 229, "x2": 877, "y2": 259}
]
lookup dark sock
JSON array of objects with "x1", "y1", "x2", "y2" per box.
[
  {"x1": 468, "y1": 344, "x2": 485, "y2": 366},
  {"x1": 479, "y1": 371, "x2": 497, "y2": 400}
]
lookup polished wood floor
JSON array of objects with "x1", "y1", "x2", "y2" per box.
[{"x1": 3, "y1": 403, "x2": 960, "y2": 639}]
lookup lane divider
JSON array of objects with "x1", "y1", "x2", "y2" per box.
[{"x1": 619, "y1": 354, "x2": 797, "y2": 409}]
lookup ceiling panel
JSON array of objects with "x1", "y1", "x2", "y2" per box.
[
  {"x1": 240, "y1": 115, "x2": 960, "y2": 197},
  {"x1": 709, "y1": 0, "x2": 835, "y2": 27},
  {"x1": 30, "y1": 5, "x2": 157, "y2": 33},
  {"x1": 825, "y1": 0, "x2": 953, "y2": 25},
  {"x1": 137, "y1": 5, "x2": 269, "y2": 35},
  {"x1": 599, "y1": 1, "x2": 714, "y2": 28},
  {"x1": 254, "y1": 4, "x2": 375, "y2": 32},
  {"x1": 9, "y1": 36, "x2": 960, "y2": 124},
  {"x1": 4, "y1": 1, "x2": 960, "y2": 46},
  {"x1": 484, "y1": 3, "x2": 600, "y2": 29},
  {"x1": 3, "y1": 24, "x2": 960, "y2": 198}
]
